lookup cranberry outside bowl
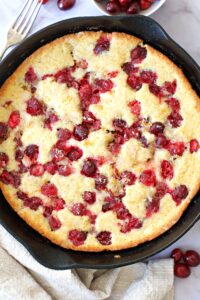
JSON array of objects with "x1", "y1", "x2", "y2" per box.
[{"x1": 0, "y1": 16, "x2": 200, "y2": 270}]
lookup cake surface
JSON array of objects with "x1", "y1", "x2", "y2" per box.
[{"x1": 0, "y1": 31, "x2": 199, "y2": 251}]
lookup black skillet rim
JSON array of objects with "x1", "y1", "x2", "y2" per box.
[{"x1": 0, "y1": 16, "x2": 200, "y2": 270}]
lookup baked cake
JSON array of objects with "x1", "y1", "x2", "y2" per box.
[{"x1": 0, "y1": 31, "x2": 199, "y2": 251}]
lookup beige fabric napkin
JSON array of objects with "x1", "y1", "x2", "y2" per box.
[{"x1": 0, "y1": 225, "x2": 174, "y2": 300}]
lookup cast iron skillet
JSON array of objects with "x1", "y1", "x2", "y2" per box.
[{"x1": 0, "y1": 16, "x2": 200, "y2": 270}]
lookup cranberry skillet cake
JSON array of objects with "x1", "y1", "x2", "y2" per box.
[{"x1": 0, "y1": 32, "x2": 199, "y2": 251}]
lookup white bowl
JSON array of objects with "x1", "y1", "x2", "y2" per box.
[{"x1": 92, "y1": 0, "x2": 166, "y2": 17}]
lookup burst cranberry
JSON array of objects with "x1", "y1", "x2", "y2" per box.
[
  {"x1": 8, "y1": 111, "x2": 20, "y2": 129},
  {"x1": 53, "y1": 197, "x2": 65, "y2": 211},
  {"x1": 95, "y1": 174, "x2": 108, "y2": 190},
  {"x1": 30, "y1": 163, "x2": 44, "y2": 176},
  {"x1": 149, "y1": 83, "x2": 162, "y2": 97},
  {"x1": 26, "y1": 97, "x2": 44, "y2": 116},
  {"x1": 128, "y1": 100, "x2": 141, "y2": 115},
  {"x1": 165, "y1": 97, "x2": 180, "y2": 112},
  {"x1": 58, "y1": 164, "x2": 73, "y2": 176},
  {"x1": 81, "y1": 159, "x2": 97, "y2": 177},
  {"x1": 131, "y1": 46, "x2": 147, "y2": 63},
  {"x1": 155, "y1": 134, "x2": 168, "y2": 148},
  {"x1": 48, "y1": 215, "x2": 61, "y2": 230},
  {"x1": 140, "y1": 169, "x2": 156, "y2": 186},
  {"x1": 44, "y1": 113, "x2": 59, "y2": 130},
  {"x1": 94, "y1": 36, "x2": 110, "y2": 55},
  {"x1": 171, "y1": 185, "x2": 188, "y2": 205},
  {"x1": 167, "y1": 141, "x2": 185, "y2": 156},
  {"x1": 0, "y1": 170, "x2": 20, "y2": 187},
  {"x1": 109, "y1": 141, "x2": 121, "y2": 156},
  {"x1": 55, "y1": 68, "x2": 75, "y2": 86},
  {"x1": 174, "y1": 263, "x2": 191, "y2": 278},
  {"x1": 120, "y1": 216, "x2": 142, "y2": 233},
  {"x1": 183, "y1": 250, "x2": 200, "y2": 267},
  {"x1": 190, "y1": 139, "x2": 199, "y2": 153},
  {"x1": 67, "y1": 146, "x2": 83, "y2": 161},
  {"x1": 127, "y1": 124, "x2": 141, "y2": 139},
  {"x1": 96, "y1": 231, "x2": 112, "y2": 245},
  {"x1": 41, "y1": 182, "x2": 58, "y2": 197},
  {"x1": 68, "y1": 229, "x2": 87, "y2": 246},
  {"x1": 57, "y1": 128, "x2": 72, "y2": 141},
  {"x1": 83, "y1": 111, "x2": 101, "y2": 131},
  {"x1": 149, "y1": 122, "x2": 165, "y2": 136},
  {"x1": 71, "y1": 203, "x2": 87, "y2": 216},
  {"x1": 25, "y1": 67, "x2": 38, "y2": 83},
  {"x1": 167, "y1": 112, "x2": 183, "y2": 128},
  {"x1": 163, "y1": 80, "x2": 177, "y2": 96},
  {"x1": 0, "y1": 152, "x2": 9, "y2": 168},
  {"x1": 50, "y1": 146, "x2": 66, "y2": 162},
  {"x1": 44, "y1": 161, "x2": 58, "y2": 174},
  {"x1": 122, "y1": 62, "x2": 138, "y2": 75},
  {"x1": 116, "y1": 206, "x2": 131, "y2": 220},
  {"x1": 171, "y1": 248, "x2": 183, "y2": 262},
  {"x1": 24, "y1": 144, "x2": 39, "y2": 162},
  {"x1": 83, "y1": 191, "x2": 96, "y2": 204},
  {"x1": 121, "y1": 171, "x2": 136, "y2": 185},
  {"x1": 140, "y1": 70, "x2": 157, "y2": 84},
  {"x1": 0, "y1": 122, "x2": 8, "y2": 139},
  {"x1": 24, "y1": 196, "x2": 42, "y2": 210},
  {"x1": 73, "y1": 124, "x2": 89, "y2": 141},
  {"x1": 127, "y1": 74, "x2": 142, "y2": 91},
  {"x1": 94, "y1": 79, "x2": 113, "y2": 93},
  {"x1": 106, "y1": 1, "x2": 121, "y2": 13},
  {"x1": 108, "y1": 70, "x2": 118, "y2": 78},
  {"x1": 155, "y1": 182, "x2": 168, "y2": 199},
  {"x1": 43, "y1": 205, "x2": 53, "y2": 217},
  {"x1": 113, "y1": 118, "x2": 127, "y2": 131},
  {"x1": 146, "y1": 199, "x2": 159, "y2": 218},
  {"x1": 161, "y1": 160, "x2": 174, "y2": 180},
  {"x1": 79, "y1": 82, "x2": 93, "y2": 105},
  {"x1": 17, "y1": 190, "x2": 28, "y2": 201}
]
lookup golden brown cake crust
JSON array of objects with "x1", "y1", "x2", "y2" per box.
[{"x1": 0, "y1": 31, "x2": 199, "y2": 251}]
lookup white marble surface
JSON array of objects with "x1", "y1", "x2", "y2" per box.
[{"x1": 0, "y1": 0, "x2": 199, "y2": 299}]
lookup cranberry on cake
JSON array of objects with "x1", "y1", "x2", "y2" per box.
[{"x1": 0, "y1": 31, "x2": 199, "y2": 251}]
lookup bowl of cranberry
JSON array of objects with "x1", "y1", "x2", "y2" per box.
[{"x1": 93, "y1": 0, "x2": 166, "y2": 16}]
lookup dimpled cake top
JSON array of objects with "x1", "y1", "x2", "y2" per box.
[{"x1": 0, "y1": 31, "x2": 199, "y2": 251}]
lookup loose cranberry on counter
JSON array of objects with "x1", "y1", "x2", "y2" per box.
[
  {"x1": 57, "y1": 0, "x2": 76, "y2": 10},
  {"x1": 174, "y1": 263, "x2": 191, "y2": 278},
  {"x1": 183, "y1": 250, "x2": 200, "y2": 267},
  {"x1": 171, "y1": 248, "x2": 183, "y2": 263}
]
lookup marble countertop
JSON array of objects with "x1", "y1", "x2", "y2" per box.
[{"x1": 0, "y1": 0, "x2": 200, "y2": 299}]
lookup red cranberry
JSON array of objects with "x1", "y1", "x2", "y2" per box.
[
  {"x1": 122, "y1": 62, "x2": 139, "y2": 75},
  {"x1": 30, "y1": 163, "x2": 44, "y2": 176},
  {"x1": 83, "y1": 191, "x2": 96, "y2": 204},
  {"x1": 83, "y1": 111, "x2": 101, "y2": 131},
  {"x1": 50, "y1": 146, "x2": 66, "y2": 162},
  {"x1": 140, "y1": 70, "x2": 157, "y2": 84},
  {"x1": 8, "y1": 111, "x2": 20, "y2": 129},
  {"x1": 127, "y1": 74, "x2": 142, "y2": 91},
  {"x1": 41, "y1": 182, "x2": 58, "y2": 197},
  {"x1": 44, "y1": 161, "x2": 58, "y2": 175},
  {"x1": 149, "y1": 83, "x2": 162, "y2": 97},
  {"x1": 53, "y1": 197, "x2": 65, "y2": 211},
  {"x1": 116, "y1": 206, "x2": 131, "y2": 220},
  {"x1": 155, "y1": 182, "x2": 168, "y2": 199},
  {"x1": 126, "y1": 2, "x2": 140, "y2": 14},
  {"x1": 113, "y1": 118, "x2": 127, "y2": 131},
  {"x1": 128, "y1": 100, "x2": 141, "y2": 115},
  {"x1": 57, "y1": 128, "x2": 72, "y2": 141},
  {"x1": 138, "y1": 0, "x2": 154, "y2": 10},
  {"x1": 68, "y1": 229, "x2": 87, "y2": 246},
  {"x1": 167, "y1": 112, "x2": 183, "y2": 128},
  {"x1": 183, "y1": 250, "x2": 200, "y2": 267},
  {"x1": 44, "y1": 113, "x2": 59, "y2": 130},
  {"x1": 0, "y1": 122, "x2": 8, "y2": 139},
  {"x1": 25, "y1": 67, "x2": 38, "y2": 83},
  {"x1": 55, "y1": 68, "x2": 75, "y2": 87},
  {"x1": 149, "y1": 122, "x2": 165, "y2": 136},
  {"x1": 146, "y1": 199, "x2": 159, "y2": 218},
  {"x1": 121, "y1": 171, "x2": 136, "y2": 185},
  {"x1": 95, "y1": 174, "x2": 108, "y2": 190},
  {"x1": 127, "y1": 124, "x2": 141, "y2": 139},
  {"x1": 162, "y1": 80, "x2": 177, "y2": 96},
  {"x1": 24, "y1": 144, "x2": 39, "y2": 162},
  {"x1": 73, "y1": 124, "x2": 89, "y2": 141},
  {"x1": 94, "y1": 36, "x2": 110, "y2": 55},
  {"x1": 17, "y1": 190, "x2": 28, "y2": 201},
  {"x1": 165, "y1": 97, "x2": 180, "y2": 112},
  {"x1": 171, "y1": 248, "x2": 183, "y2": 262},
  {"x1": 174, "y1": 263, "x2": 191, "y2": 278},
  {"x1": 26, "y1": 97, "x2": 44, "y2": 116},
  {"x1": 167, "y1": 141, "x2": 185, "y2": 156},
  {"x1": 79, "y1": 82, "x2": 93, "y2": 105},
  {"x1": 57, "y1": 0, "x2": 76, "y2": 10},
  {"x1": 131, "y1": 46, "x2": 147, "y2": 63},
  {"x1": 190, "y1": 139, "x2": 199, "y2": 153},
  {"x1": 120, "y1": 216, "x2": 142, "y2": 233},
  {"x1": 43, "y1": 205, "x2": 53, "y2": 217},
  {"x1": 109, "y1": 141, "x2": 121, "y2": 156},
  {"x1": 139, "y1": 169, "x2": 156, "y2": 186},
  {"x1": 161, "y1": 160, "x2": 174, "y2": 180},
  {"x1": 48, "y1": 215, "x2": 61, "y2": 230},
  {"x1": 106, "y1": 1, "x2": 121, "y2": 13},
  {"x1": 24, "y1": 196, "x2": 43, "y2": 210},
  {"x1": 94, "y1": 79, "x2": 113, "y2": 93},
  {"x1": 171, "y1": 185, "x2": 188, "y2": 205},
  {"x1": 81, "y1": 159, "x2": 97, "y2": 177},
  {"x1": 58, "y1": 164, "x2": 73, "y2": 176},
  {"x1": 71, "y1": 203, "x2": 87, "y2": 216},
  {"x1": 67, "y1": 146, "x2": 83, "y2": 161},
  {"x1": 96, "y1": 231, "x2": 112, "y2": 245},
  {"x1": 0, "y1": 152, "x2": 9, "y2": 168},
  {"x1": 155, "y1": 134, "x2": 168, "y2": 148}
]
